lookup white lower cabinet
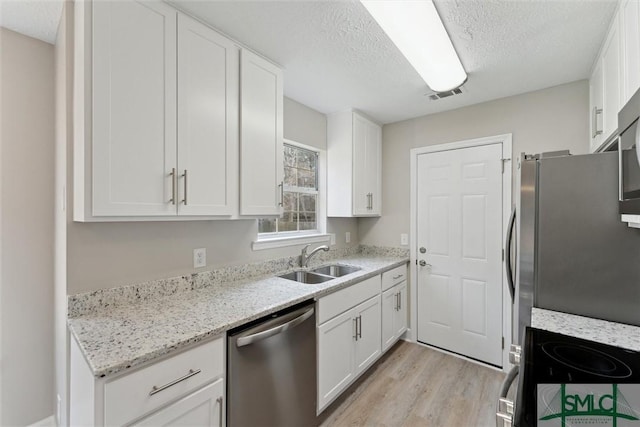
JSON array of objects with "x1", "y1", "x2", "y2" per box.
[
  {"x1": 317, "y1": 308, "x2": 356, "y2": 411},
  {"x1": 70, "y1": 336, "x2": 225, "y2": 426},
  {"x1": 317, "y1": 295, "x2": 381, "y2": 413},
  {"x1": 382, "y1": 282, "x2": 408, "y2": 352},
  {"x1": 133, "y1": 378, "x2": 224, "y2": 427},
  {"x1": 353, "y1": 296, "x2": 382, "y2": 375}
]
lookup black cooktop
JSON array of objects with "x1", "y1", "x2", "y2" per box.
[{"x1": 515, "y1": 327, "x2": 640, "y2": 427}]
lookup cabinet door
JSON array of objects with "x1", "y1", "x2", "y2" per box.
[
  {"x1": 590, "y1": 60, "x2": 604, "y2": 152},
  {"x1": 394, "y1": 282, "x2": 408, "y2": 338},
  {"x1": 366, "y1": 121, "x2": 382, "y2": 215},
  {"x1": 381, "y1": 287, "x2": 397, "y2": 352},
  {"x1": 602, "y1": 14, "x2": 621, "y2": 142},
  {"x1": 354, "y1": 296, "x2": 382, "y2": 376},
  {"x1": 622, "y1": 0, "x2": 640, "y2": 104},
  {"x1": 133, "y1": 378, "x2": 224, "y2": 427},
  {"x1": 239, "y1": 49, "x2": 284, "y2": 215},
  {"x1": 177, "y1": 14, "x2": 238, "y2": 216},
  {"x1": 92, "y1": 0, "x2": 177, "y2": 216},
  {"x1": 352, "y1": 114, "x2": 370, "y2": 215},
  {"x1": 317, "y1": 309, "x2": 356, "y2": 413}
]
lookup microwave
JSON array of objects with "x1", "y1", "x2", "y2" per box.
[{"x1": 618, "y1": 88, "x2": 640, "y2": 216}]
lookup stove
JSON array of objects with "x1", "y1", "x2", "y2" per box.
[{"x1": 513, "y1": 327, "x2": 640, "y2": 427}]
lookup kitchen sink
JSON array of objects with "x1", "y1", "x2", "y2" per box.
[
  {"x1": 279, "y1": 271, "x2": 334, "y2": 284},
  {"x1": 311, "y1": 265, "x2": 361, "y2": 277}
]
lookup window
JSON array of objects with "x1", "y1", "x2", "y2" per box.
[{"x1": 258, "y1": 143, "x2": 320, "y2": 236}]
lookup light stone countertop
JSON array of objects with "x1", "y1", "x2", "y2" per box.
[
  {"x1": 68, "y1": 255, "x2": 409, "y2": 378},
  {"x1": 531, "y1": 307, "x2": 640, "y2": 351}
]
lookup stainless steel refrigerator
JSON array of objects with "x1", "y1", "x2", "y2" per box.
[{"x1": 507, "y1": 150, "x2": 640, "y2": 345}]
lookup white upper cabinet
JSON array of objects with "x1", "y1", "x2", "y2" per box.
[
  {"x1": 239, "y1": 49, "x2": 284, "y2": 216},
  {"x1": 621, "y1": 0, "x2": 640, "y2": 104},
  {"x1": 602, "y1": 14, "x2": 621, "y2": 142},
  {"x1": 177, "y1": 14, "x2": 239, "y2": 216},
  {"x1": 328, "y1": 111, "x2": 382, "y2": 217},
  {"x1": 90, "y1": 0, "x2": 178, "y2": 217},
  {"x1": 590, "y1": 60, "x2": 604, "y2": 152},
  {"x1": 588, "y1": 3, "x2": 640, "y2": 153},
  {"x1": 75, "y1": 0, "x2": 282, "y2": 221}
]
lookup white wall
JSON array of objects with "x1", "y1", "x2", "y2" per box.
[
  {"x1": 67, "y1": 96, "x2": 358, "y2": 294},
  {"x1": 0, "y1": 27, "x2": 55, "y2": 426},
  {"x1": 359, "y1": 80, "x2": 589, "y2": 247}
]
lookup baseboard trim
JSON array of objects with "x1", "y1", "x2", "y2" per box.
[{"x1": 28, "y1": 415, "x2": 56, "y2": 427}]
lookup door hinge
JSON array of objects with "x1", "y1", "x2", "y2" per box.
[
  {"x1": 501, "y1": 158, "x2": 511, "y2": 173},
  {"x1": 502, "y1": 337, "x2": 505, "y2": 349}
]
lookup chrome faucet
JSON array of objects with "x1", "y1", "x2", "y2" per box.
[{"x1": 301, "y1": 244, "x2": 329, "y2": 267}]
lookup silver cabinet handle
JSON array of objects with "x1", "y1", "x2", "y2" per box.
[
  {"x1": 353, "y1": 317, "x2": 358, "y2": 341},
  {"x1": 395, "y1": 292, "x2": 399, "y2": 311},
  {"x1": 237, "y1": 307, "x2": 314, "y2": 347},
  {"x1": 370, "y1": 193, "x2": 374, "y2": 210},
  {"x1": 357, "y1": 314, "x2": 362, "y2": 339},
  {"x1": 149, "y1": 368, "x2": 201, "y2": 396},
  {"x1": 392, "y1": 274, "x2": 403, "y2": 280},
  {"x1": 592, "y1": 107, "x2": 603, "y2": 138},
  {"x1": 216, "y1": 396, "x2": 223, "y2": 427},
  {"x1": 169, "y1": 168, "x2": 176, "y2": 205},
  {"x1": 181, "y1": 169, "x2": 188, "y2": 205},
  {"x1": 398, "y1": 291, "x2": 401, "y2": 310},
  {"x1": 279, "y1": 182, "x2": 284, "y2": 207}
]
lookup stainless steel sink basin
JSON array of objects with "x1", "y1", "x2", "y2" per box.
[
  {"x1": 279, "y1": 271, "x2": 334, "y2": 284},
  {"x1": 311, "y1": 265, "x2": 361, "y2": 277}
]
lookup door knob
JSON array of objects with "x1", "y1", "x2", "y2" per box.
[{"x1": 419, "y1": 260, "x2": 432, "y2": 267}]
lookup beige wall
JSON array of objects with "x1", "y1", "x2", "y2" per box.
[
  {"x1": 1, "y1": 28, "x2": 55, "y2": 426},
  {"x1": 68, "y1": 97, "x2": 358, "y2": 294},
  {"x1": 359, "y1": 80, "x2": 590, "y2": 247}
]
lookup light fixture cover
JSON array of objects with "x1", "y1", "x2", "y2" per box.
[{"x1": 361, "y1": 0, "x2": 467, "y2": 93}]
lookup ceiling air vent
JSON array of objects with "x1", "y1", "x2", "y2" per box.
[{"x1": 428, "y1": 87, "x2": 463, "y2": 100}]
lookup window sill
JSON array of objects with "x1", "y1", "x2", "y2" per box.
[{"x1": 252, "y1": 233, "x2": 331, "y2": 251}]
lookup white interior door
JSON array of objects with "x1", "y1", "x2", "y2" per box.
[{"x1": 416, "y1": 143, "x2": 503, "y2": 366}]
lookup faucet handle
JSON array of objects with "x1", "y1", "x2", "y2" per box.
[{"x1": 301, "y1": 244, "x2": 311, "y2": 254}]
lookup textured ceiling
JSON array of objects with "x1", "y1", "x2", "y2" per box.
[
  {"x1": 1, "y1": 0, "x2": 617, "y2": 124},
  {"x1": 0, "y1": 0, "x2": 63, "y2": 44}
]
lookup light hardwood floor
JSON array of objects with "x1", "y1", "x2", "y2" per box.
[{"x1": 319, "y1": 340, "x2": 506, "y2": 427}]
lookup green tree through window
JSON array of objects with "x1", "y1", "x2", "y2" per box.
[{"x1": 258, "y1": 144, "x2": 319, "y2": 234}]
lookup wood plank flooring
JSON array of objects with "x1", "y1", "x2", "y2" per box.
[{"x1": 318, "y1": 340, "x2": 506, "y2": 427}]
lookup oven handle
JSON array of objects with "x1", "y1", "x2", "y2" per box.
[
  {"x1": 505, "y1": 208, "x2": 516, "y2": 303},
  {"x1": 496, "y1": 365, "x2": 519, "y2": 427}
]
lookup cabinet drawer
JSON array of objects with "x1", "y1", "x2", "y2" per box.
[
  {"x1": 382, "y1": 265, "x2": 407, "y2": 291},
  {"x1": 318, "y1": 275, "x2": 381, "y2": 324},
  {"x1": 105, "y1": 337, "x2": 224, "y2": 426}
]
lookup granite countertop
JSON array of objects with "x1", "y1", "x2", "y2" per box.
[
  {"x1": 68, "y1": 255, "x2": 409, "y2": 378},
  {"x1": 531, "y1": 307, "x2": 640, "y2": 351}
]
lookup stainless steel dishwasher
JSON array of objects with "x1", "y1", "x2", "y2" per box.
[{"x1": 227, "y1": 300, "x2": 317, "y2": 427}]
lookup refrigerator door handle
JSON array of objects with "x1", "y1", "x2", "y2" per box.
[{"x1": 505, "y1": 208, "x2": 516, "y2": 302}]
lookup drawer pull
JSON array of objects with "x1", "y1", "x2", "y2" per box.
[
  {"x1": 392, "y1": 274, "x2": 403, "y2": 280},
  {"x1": 149, "y1": 369, "x2": 201, "y2": 396}
]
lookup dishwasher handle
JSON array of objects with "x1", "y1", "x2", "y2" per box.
[{"x1": 236, "y1": 306, "x2": 314, "y2": 347}]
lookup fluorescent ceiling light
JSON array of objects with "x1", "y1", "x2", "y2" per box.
[{"x1": 361, "y1": 0, "x2": 467, "y2": 93}]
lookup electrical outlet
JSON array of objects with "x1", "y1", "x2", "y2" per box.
[
  {"x1": 345, "y1": 232, "x2": 351, "y2": 243},
  {"x1": 400, "y1": 233, "x2": 409, "y2": 246},
  {"x1": 330, "y1": 233, "x2": 336, "y2": 246},
  {"x1": 193, "y1": 248, "x2": 206, "y2": 268}
]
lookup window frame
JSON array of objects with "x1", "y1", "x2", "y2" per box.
[{"x1": 253, "y1": 139, "x2": 329, "y2": 250}]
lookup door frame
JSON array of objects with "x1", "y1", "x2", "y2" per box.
[{"x1": 408, "y1": 134, "x2": 513, "y2": 371}]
